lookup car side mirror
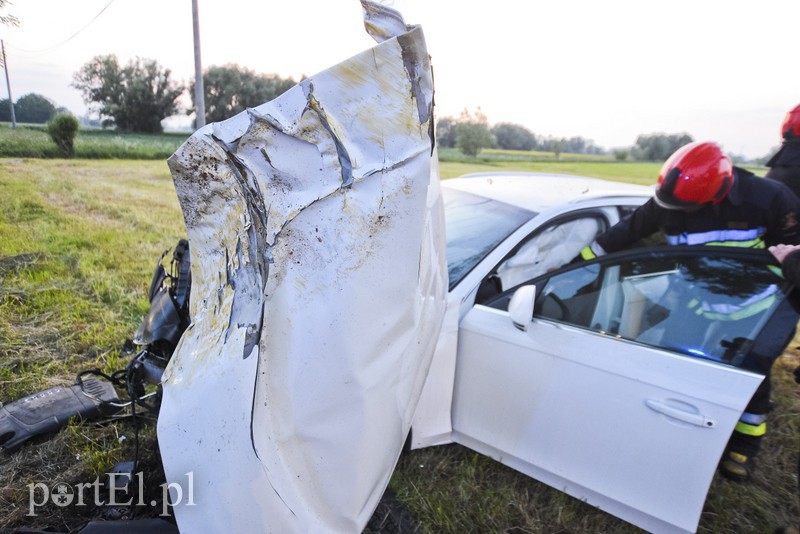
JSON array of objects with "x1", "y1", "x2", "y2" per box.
[{"x1": 508, "y1": 285, "x2": 536, "y2": 332}]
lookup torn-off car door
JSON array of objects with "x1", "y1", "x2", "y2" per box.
[{"x1": 157, "y1": 2, "x2": 446, "y2": 532}]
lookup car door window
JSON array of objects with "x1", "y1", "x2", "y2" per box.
[
  {"x1": 532, "y1": 250, "x2": 789, "y2": 367},
  {"x1": 495, "y1": 217, "x2": 605, "y2": 291},
  {"x1": 476, "y1": 215, "x2": 607, "y2": 304}
]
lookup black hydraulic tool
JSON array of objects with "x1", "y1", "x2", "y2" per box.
[{"x1": 0, "y1": 377, "x2": 122, "y2": 451}]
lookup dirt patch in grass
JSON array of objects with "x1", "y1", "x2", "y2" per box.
[{"x1": 0, "y1": 253, "x2": 44, "y2": 276}]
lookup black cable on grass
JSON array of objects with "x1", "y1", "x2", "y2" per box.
[
  {"x1": 125, "y1": 359, "x2": 143, "y2": 520},
  {"x1": 77, "y1": 360, "x2": 151, "y2": 519}
]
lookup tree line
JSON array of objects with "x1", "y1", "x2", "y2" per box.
[
  {"x1": 66, "y1": 54, "x2": 297, "y2": 134},
  {"x1": 437, "y1": 113, "x2": 607, "y2": 157},
  {"x1": 0, "y1": 8, "x2": 703, "y2": 160},
  {"x1": 435, "y1": 110, "x2": 696, "y2": 161},
  {"x1": 0, "y1": 93, "x2": 68, "y2": 123},
  {"x1": 2, "y1": 56, "x2": 294, "y2": 132},
  {"x1": 3, "y1": 51, "x2": 701, "y2": 162}
]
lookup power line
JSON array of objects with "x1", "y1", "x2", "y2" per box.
[{"x1": 5, "y1": 0, "x2": 116, "y2": 55}]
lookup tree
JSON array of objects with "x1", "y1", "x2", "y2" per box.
[
  {"x1": 540, "y1": 135, "x2": 605, "y2": 155},
  {"x1": 631, "y1": 133, "x2": 694, "y2": 161},
  {"x1": 491, "y1": 123, "x2": 537, "y2": 151},
  {"x1": 189, "y1": 64, "x2": 295, "y2": 123},
  {"x1": 14, "y1": 93, "x2": 57, "y2": 123},
  {"x1": 72, "y1": 54, "x2": 184, "y2": 133},
  {"x1": 0, "y1": 98, "x2": 11, "y2": 122},
  {"x1": 0, "y1": 0, "x2": 18, "y2": 26},
  {"x1": 552, "y1": 139, "x2": 563, "y2": 160},
  {"x1": 455, "y1": 108, "x2": 494, "y2": 157},
  {"x1": 435, "y1": 117, "x2": 457, "y2": 148}
]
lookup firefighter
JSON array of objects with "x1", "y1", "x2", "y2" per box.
[
  {"x1": 766, "y1": 103, "x2": 800, "y2": 198},
  {"x1": 581, "y1": 141, "x2": 800, "y2": 481}
]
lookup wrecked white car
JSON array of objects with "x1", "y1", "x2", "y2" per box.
[
  {"x1": 155, "y1": 3, "x2": 781, "y2": 534},
  {"x1": 0, "y1": 2, "x2": 789, "y2": 533},
  {"x1": 410, "y1": 173, "x2": 784, "y2": 533}
]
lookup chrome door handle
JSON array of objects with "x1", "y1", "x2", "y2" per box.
[{"x1": 645, "y1": 399, "x2": 716, "y2": 428}]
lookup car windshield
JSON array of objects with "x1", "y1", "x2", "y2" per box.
[{"x1": 444, "y1": 187, "x2": 536, "y2": 289}]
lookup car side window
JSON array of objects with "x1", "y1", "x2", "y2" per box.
[
  {"x1": 495, "y1": 217, "x2": 605, "y2": 291},
  {"x1": 476, "y1": 216, "x2": 607, "y2": 304},
  {"x1": 533, "y1": 252, "x2": 788, "y2": 367},
  {"x1": 534, "y1": 263, "x2": 603, "y2": 328}
]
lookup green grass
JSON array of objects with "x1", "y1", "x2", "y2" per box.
[
  {"x1": 0, "y1": 123, "x2": 189, "y2": 159},
  {"x1": 436, "y1": 147, "x2": 768, "y2": 183},
  {"x1": 439, "y1": 147, "x2": 615, "y2": 162},
  {"x1": 0, "y1": 157, "x2": 796, "y2": 531},
  {"x1": 438, "y1": 158, "x2": 664, "y2": 183},
  {"x1": 0, "y1": 159, "x2": 184, "y2": 527}
]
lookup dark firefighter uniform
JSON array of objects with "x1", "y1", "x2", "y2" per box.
[
  {"x1": 766, "y1": 138, "x2": 800, "y2": 199},
  {"x1": 766, "y1": 104, "x2": 800, "y2": 498},
  {"x1": 582, "y1": 166, "x2": 800, "y2": 481},
  {"x1": 767, "y1": 102, "x2": 800, "y2": 198}
]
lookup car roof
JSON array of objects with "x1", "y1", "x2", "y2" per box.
[{"x1": 442, "y1": 172, "x2": 653, "y2": 212}]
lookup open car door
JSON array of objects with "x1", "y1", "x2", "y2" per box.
[{"x1": 450, "y1": 247, "x2": 785, "y2": 533}]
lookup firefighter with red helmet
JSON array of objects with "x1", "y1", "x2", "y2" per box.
[
  {"x1": 765, "y1": 105, "x2": 800, "y2": 497},
  {"x1": 581, "y1": 141, "x2": 800, "y2": 481},
  {"x1": 766, "y1": 104, "x2": 800, "y2": 288},
  {"x1": 766, "y1": 103, "x2": 800, "y2": 198}
]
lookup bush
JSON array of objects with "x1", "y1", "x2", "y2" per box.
[
  {"x1": 47, "y1": 114, "x2": 80, "y2": 157},
  {"x1": 613, "y1": 149, "x2": 629, "y2": 161},
  {"x1": 454, "y1": 108, "x2": 495, "y2": 157}
]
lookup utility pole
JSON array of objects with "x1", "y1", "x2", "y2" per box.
[
  {"x1": 1, "y1": 39, "x2": 15, "y2": 128},
  {"x1": 192, "y1": 0, "x2": 205, "y2": 129}
]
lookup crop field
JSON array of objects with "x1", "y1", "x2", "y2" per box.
[
  {"x1": 0, "y1": 124, "x2": 189, "y2": 159},
  {"x1": 0, "y1": 156, "x2": 797, "y2": 532}
]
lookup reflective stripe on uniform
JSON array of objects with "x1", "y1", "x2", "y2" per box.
[
  {"x1": 665, "y1": 227, "x2": 766, "y2": 247},
  {"x1": 687, "y1": 284, "x2": 779, "y2": 321},
  {"x1": 699, "y1": 294, "x2": 777, "y2": 321},
  {"x1": 580, "y1": 246, "x2": 596, "y2": 260},
  {"x1": 666, "y1": 225, "x2": 784, "y2": 323},
  {"x1": 768, "y1": 264, "x2": 784, "y2": 278},
  {"x1": 735, "y1": 420, "x2": 767, "y2": 437}
]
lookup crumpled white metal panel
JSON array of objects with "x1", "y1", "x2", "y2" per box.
[{"x1": 157, "y1": 2, "x2": 445, "y2": 532}]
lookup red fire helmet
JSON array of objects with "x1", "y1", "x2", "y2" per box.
[
  {"x1": 655, "y1": 141, "x2": 734, "y2": 209},
  {"x1": 781, "y1": 103, "x2": 800, "y2": 139}
]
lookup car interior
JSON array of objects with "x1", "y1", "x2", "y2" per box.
[
  {"x1": 486, "y1": 249, "x2": 789, "y2": 368},
  {"x1": 475, "y1": 214, "x2": 608, "y2": 304}
]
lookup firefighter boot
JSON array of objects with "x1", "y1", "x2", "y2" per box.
[{"x1": 719, "y1": 412, "x2": 765, "y2": 482}]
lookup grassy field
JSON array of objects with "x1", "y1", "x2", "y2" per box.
[
  {"x1": 435, "y1": 147, "x2": 767, "y2": 183},
  {"x1": 437, "y1": 158, "x2": 663, "y2": 183},
  {"x1": 438, "y1": 147, "x2": 616, "y2": 163},
  {"x1": 0, "y1": 157, "x2": 797, "y2": 531},
  {"x1": 0, "y1": 123, "x2": 189, "y2": 159}
]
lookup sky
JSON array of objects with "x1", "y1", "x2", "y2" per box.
[{"x1": 1, "y1": 0, "x2": 798, "y2": 159}]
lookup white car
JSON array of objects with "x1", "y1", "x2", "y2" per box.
[
  {"x1": 411, "y1": 172, "x2": 786, "y2": 533},
  {"x1": 154, "y1": 6, "x2": 785, "y2": 531}
]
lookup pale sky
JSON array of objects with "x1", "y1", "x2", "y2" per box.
[{"x1": 1, "y1": 0, "x2": 798, "y2": 159}]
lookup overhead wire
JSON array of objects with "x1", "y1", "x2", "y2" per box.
[{"x1": 5, "y1": 0, "x2": 116, "y2": 56}]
